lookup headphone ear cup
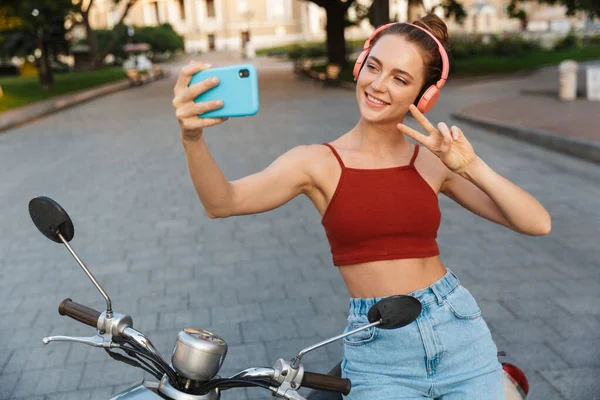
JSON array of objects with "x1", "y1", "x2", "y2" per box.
[
  {"x1": 353, "y1": 50, "x2": 368, "y2": 81},
  {"x1": 416, "y1": 86, "x2": 441, "y2": 114}
]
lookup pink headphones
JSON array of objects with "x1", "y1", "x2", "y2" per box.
[{"x1": 353, "y1": 22, "x2": 449, "y2": 114}]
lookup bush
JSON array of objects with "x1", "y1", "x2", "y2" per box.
[
  {"x1": 84, "y1": 24, "x2": 184, "y2": 62},
  {"x1": 588, "y1": 34, "x2": 600, "y2": 45},
  {"x1": 490, "y1": 36, "x2": 542, "y2": 56},
  {"x1": 553, "y1": 32, "x2": 582, "y2": 51},
  {"x1": 450, "y1": 38, "x2": 493, "y2": 59},
  {"x1": 286, "y1": 44, "x2": 327, "y2": 60}
]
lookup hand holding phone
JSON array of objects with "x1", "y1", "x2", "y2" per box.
[
  {"x1": 172, "y1": 61, "x2": 229, "y2": 141},
  {"x1": 188, "y1": 64, "x2": 260, "y2": 118}
]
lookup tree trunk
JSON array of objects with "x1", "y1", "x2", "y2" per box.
[
  {"x1": 325, "y1": 2, "x2": 347, "y2": 67},
  {"x1": 82, "y1": 11, "x2": 102, "y2": 70},
  {"x1": 37, "y1": 31, "x2": 54, "y2": 90},
  {"x1": 369, "y1": 0, "x2": 390, "y2": 27}
]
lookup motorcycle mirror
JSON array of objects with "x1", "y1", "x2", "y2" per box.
[
  {"x1": 367, "y1": 295, "x2": 422, "y2": 329},
  {"x1": 28, "y1": 196, "x2": 113, "y2": 316},
  {"x1": 29, "y1": 196, "x2": 74, "y2": 243}
]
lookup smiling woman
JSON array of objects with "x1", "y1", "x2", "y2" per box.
[{"x1": 174, "y1": 12, "x2": 550, "y2": 400}]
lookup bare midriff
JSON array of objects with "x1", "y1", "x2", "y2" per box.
[{"x1": 338, "y1": 256, "x2": 448, "y2": 298}]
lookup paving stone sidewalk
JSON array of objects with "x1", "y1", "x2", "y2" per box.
[
  {"x1": 451, "y1": 61, "x2": 600, "y2": 163},
  {"x1": 0, "y1": 55, "x2": 598, "y2": 400}
]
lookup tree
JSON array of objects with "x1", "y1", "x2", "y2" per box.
[
  {"x1": 507, "y1": 0, "x2": 600, "y2": 30},
  {"x1": 301, "y1": 0, "x2": 467, "y2": 68},
  {"x1": 0, "y1": 0, "x2": 73, "y2": 89},
  {"x1": 302, "y1": 0, "x2": 358, "y2": 67},
  {"x1": 69, "y1": 0, "x2": 141, "y2": 70}
]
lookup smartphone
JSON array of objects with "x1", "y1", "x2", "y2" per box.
[{"x1": 188, "y1": 64, "x2": 259, "y2": 118}]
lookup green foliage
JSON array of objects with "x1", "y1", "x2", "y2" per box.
[
  {"x1": 133, "y1": 24, "x2": 184, "y2": 53},
  {"x1": 79, "y1": 23, "x2": 184, "y2": 61},
  {"x1": 508, "y1": 0, "x2": 600, "y2": 21},
  {"x1": 449, "y1": 35, "x2": 543, "y2": 59},
  {"x1": 434, "y1": 0, "x2": 467, "y2": 24},
  {"x1": 489, "y1": 35, "x2": 543, "y2": 56},
  {"x1": 553, "y1": 32, "x2": 582, "y2": 50},
  {"x1": 588, "y1": 33, "x2": 600, "y2": 45}
]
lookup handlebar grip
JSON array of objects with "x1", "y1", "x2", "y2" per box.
[
  {"x1": 301, "y1": 371, "x2": 351, "y2": 396},
  {"x1": 58, "y1": 298, "x2": 101, "y2": 328}
]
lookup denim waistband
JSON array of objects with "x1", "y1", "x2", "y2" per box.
[{"x1": 348, "y1": 268, "x2": 461, "y2": 316}]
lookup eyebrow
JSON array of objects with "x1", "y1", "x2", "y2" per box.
[{"x1": 367, "y1": 56, "x2": 415, "y2": 81}]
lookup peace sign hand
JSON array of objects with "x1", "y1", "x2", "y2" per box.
[{"x1": 397, "y1": 105, "x2": 479, "y2": 174}]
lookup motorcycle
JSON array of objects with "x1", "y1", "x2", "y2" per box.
[{"x1": 28, "y1": 196, "x2": 529, "y2": 400}]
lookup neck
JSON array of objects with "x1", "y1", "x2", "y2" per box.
[{"x1": 350, "y1": 118, "x2": 409, "y2": 154}]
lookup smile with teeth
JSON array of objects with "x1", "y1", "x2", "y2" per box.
[{"x1": 365, "y1": 92, "x2": 389, "y2": 106}]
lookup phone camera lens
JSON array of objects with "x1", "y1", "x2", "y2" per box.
[{"x1": 239, "y1": 69, "x2": 250, "y2": 78}]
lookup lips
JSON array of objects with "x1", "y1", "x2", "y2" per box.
[{"x1": 365, "y1": 92, "x2": 390, "y2": 107}]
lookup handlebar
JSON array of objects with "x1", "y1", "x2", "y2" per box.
[
  {"x1": 301, "y1": 371, "x2": 351, "y2": 396},
  {"x1": 58, "y1": 298, "x2": 101, "y2": 328}
]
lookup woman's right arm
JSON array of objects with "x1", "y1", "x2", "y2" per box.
[{"x1": 174, "y1": 61, "x2": 314, "y2": 219}]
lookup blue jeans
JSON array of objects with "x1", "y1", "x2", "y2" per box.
[{"x1": 341, "y1": 268, "x2": 505, "y2": 399}]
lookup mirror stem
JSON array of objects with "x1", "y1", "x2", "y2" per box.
[
  {"x1": 290, "y1": 320, "x2": 381, "y2": 369},
  {"x1": 57, "y1": 231, "x2": 113, "y2": 318}
]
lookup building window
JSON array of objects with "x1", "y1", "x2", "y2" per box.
[
  {"x1": 238, "y1": 0, "x2": 248, "y2": 14},
  {"x1": 208, "y1": 34, "x2": 216, "y2": 50},
  {"x1": 206, "y1": 0, "x2": 216, "y2": 18},
  {"x1": 179, "y1": 0, "x2": 186, "y2": 20},
  {"x1": 266, "y1": 0, "x2": 291, "y2": 19}
]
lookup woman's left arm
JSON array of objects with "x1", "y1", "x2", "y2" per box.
[
  {"x1": 441, "y1": 159, "x2": 551, "y2": 236},
  {"x1": 397, "y1": 105, "x2": 551, "y2": 236}
]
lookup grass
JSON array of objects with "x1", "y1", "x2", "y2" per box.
[
  {"x1": 0, "y1": 67, "x2": 127, "y2": 113},
  {"x1": 451, "y1": 46, "x2": 600, "y2": 77},
  {"x1": 310, "y1": 45, "x2": 600, "y2": 82}
]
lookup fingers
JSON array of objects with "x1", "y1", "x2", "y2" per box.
[
  {"x1": 176, "y1": 100, "x2": 224, "y2": 120},
  {"x1": 173, "y1": 61, "x2": 212, "y2": 96},
  {"x1": 397, "y1": 123, "x2": 429, "y2": 145},
  {"x1": 408, "y1": 105, "x2": 437, "y2": 134},
  {"x1": 173, "y1": 76, "x2": 220, "y2": 107},
  {"x1": 437, "y1": 122, "x2": 453, "y2": 152},
  {"x1": 450, "y1": 125, "x2": 462, "y2": 140},
  {"x1": 181, "y1": 117, "x2": 229, "y2": 132}
]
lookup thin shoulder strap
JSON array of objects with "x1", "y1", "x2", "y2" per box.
[
  {"x1": 322, "y1": 143, "x2": 346, "y2": 169},
  {"x1": 410, "y1": 145, "x2": 420, "y2": 166}
]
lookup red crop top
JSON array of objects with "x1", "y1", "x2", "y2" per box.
[{"x1": 321, "y1": 143, "x2": 441, "y2": 266}]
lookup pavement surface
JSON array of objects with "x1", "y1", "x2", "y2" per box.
[
  {"x1": 0, "y1": 52, "x2": 599, "y2": 400},
  {"x1": 450, "y1": 61, "x2": 600, "y2": 164}
]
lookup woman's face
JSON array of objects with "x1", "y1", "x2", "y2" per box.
[{"x1": 356, "y1": 34, "x2": 426, "y2": 125}]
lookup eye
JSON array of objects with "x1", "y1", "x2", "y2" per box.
[
  {"x1": 394, "y1": 77, "x2": 407, "y2": 85},
  {"x1": 366, "y1": 63, "x2": 377, "y2": 71}
]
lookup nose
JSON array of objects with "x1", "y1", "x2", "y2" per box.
[{"x1": 370, "y1": 74, "x2": 386, "y2": 92}]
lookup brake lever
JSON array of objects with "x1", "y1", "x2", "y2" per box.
[
  {"x1": 42, "y1": 333, "x2": 115, "y2": 348},
  {"x1": 269, "y1": 386, "x2": 306, "y2": 400}
]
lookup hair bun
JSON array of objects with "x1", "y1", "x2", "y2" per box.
[{"x1": 413, "y1": 14, "x2": 449, "y2": 48}]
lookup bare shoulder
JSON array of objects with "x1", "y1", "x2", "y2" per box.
[
  {"x1": 275, "y1": 143, "x2": 332, "y2": 170},
  {"x1": 269, "y1": 143, "x2": 337, "y2": 188},
  {"x1": 414, "y1": 144, "x2": 451, "y2": 193}
]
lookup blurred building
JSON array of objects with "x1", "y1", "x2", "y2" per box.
[{"x1": 85, "y1": 0, "x2": 592, "y2": 53}]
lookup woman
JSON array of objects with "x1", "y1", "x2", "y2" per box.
[{"x1": 172, "y1": 14, "x2": 551, "y2": 399}]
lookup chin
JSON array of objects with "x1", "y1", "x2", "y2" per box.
[{"x1": 358, "y1": 102, "x2": 403, "y2": 125}]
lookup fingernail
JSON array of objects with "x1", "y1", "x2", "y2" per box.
[
  {"x1": 211, "y1": 77, "x2": 218, "y2": 84},
  {"x1": 216, "y1": 100, "x2": 223, "y2": 105}
]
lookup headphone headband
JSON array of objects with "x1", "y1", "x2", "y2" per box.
[{"x1": 360, "y1": 22, "x2": 449, "y2": 89}]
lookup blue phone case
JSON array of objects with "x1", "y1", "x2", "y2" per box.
[{"x1": 189, "y1": 64, "x2": 259, "y2": 118}]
